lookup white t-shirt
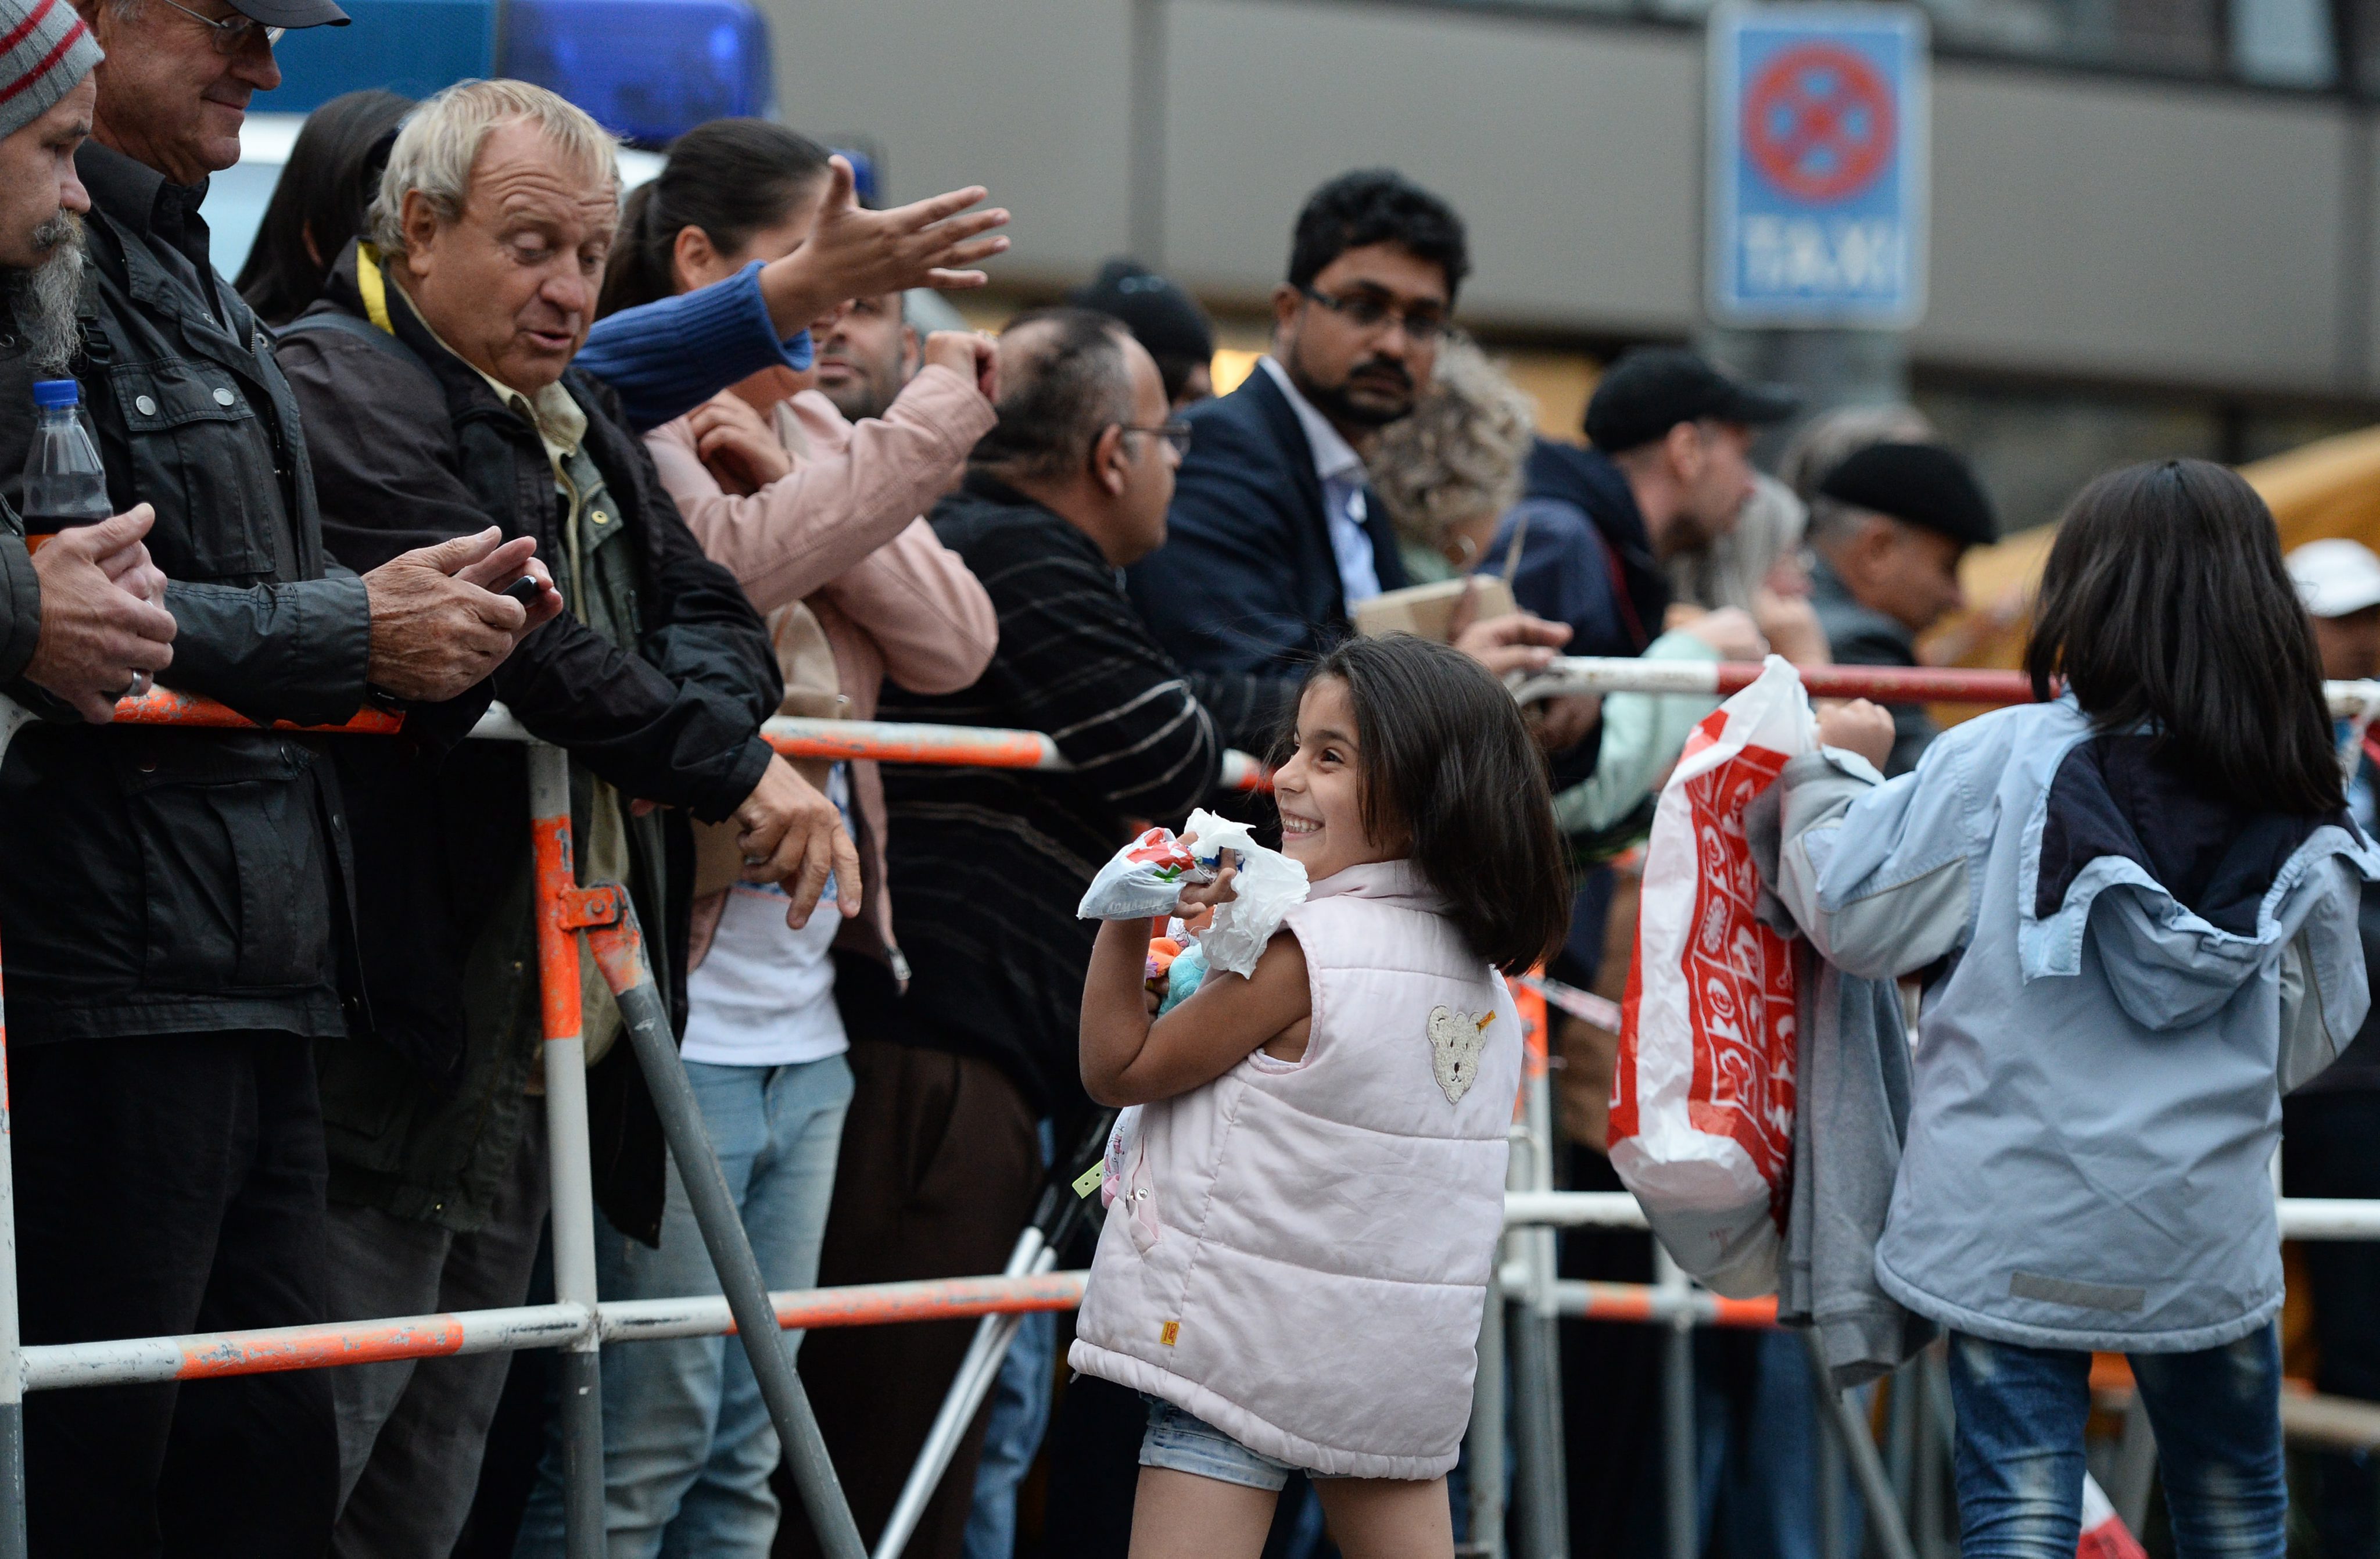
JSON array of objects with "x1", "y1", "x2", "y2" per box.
[{"x1": 679, "y1": 765, "x2": 853, "y2": 1068}]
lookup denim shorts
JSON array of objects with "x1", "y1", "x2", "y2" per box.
[{"x1": 1138, "y1": 1396, "x2": 1298, "y2": 1492}]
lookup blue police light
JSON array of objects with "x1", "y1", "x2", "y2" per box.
[
  {"x1": 268, "y1": 0, "x2": 498, "y2": 111},
  {"x1": 263, "y1": 0, "x2": 772, "y2": 144},
  {"x1": 833, "y1": 147, "x2": 877, "y2": 205},
  {"x1": 501, "y1": 0, "x2": 773, "y2": 145}
]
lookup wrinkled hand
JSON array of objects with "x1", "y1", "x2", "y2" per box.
[
  {"x1": 921, "y1": 330, "x2": 998, "y2": 403},
  {"x1": 25, "y1": 505, "x2": 177, "y2": 722},
  {"x1": 1816, "y1": 698, "x2": 1895, "y2": 770},
  {"x1": 364, "y1": 528, "x2": 557, "y2": 701},
  {"x1": 689, "y1": 393, "x2": 792, "y2": 496},
  {"x1": 1528, "y1": 692, "x2": 1603, "y2": 754},
  {"x1": 1681, "y1": 605, "x2": 1768, "y2": 662},
  {"x1": 734, "y1": 754, "x2": 862, "y2": 930}
]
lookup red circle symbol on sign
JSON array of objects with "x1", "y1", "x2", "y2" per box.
[{"x1": 1743, "y1": 42, "x2": 1895, "y2": 204}]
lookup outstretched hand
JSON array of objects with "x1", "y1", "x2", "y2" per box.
[{"x1": 756, "y1": 157, "x2": 1010, "y2": 338}]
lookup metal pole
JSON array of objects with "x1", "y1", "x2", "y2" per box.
[
  {"x1": 1509, "y1": 1059, "x2": 1568, "y2": 1559},
  {"x1": 1655, "y1": 1246, "x2": 1697, "y2": 1559},
  {"x1": 1815, "y1": 1380, "x2": 1846, "y2": 1559},
  {"x1": 1801, "y1": 1332, "x2": 1920, "y2": 1559},
  {"x1": 0, "y1": 926, "x2": 26, "y2": 1559},
  {"x1": 872, "y1": 1227, "x2": 1048, "y2": 1559},
  {"x1": 1884, "y1": 1361, "x2": 1917, "y2": 1528},
  {"x1": 586, "y1": 897, "x2": 866, "y2": 1559},
  {"x1": 0, "y1": 702, "x2": 31, "y2": 1559},
  {"x1": 1913, "y1": 1352, "x2": 1948, "y2": 1559},
  {"x1": 528, "y1": 746, "x2": 607, "y2": 1559},
  {"x1": 1464, "y1": 1273, "x2": 1507, "y2": 1559}
]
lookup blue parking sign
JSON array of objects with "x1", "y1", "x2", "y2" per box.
[{"x1": 1708, "y1": 4, "x2": 1929, "y2": 328}]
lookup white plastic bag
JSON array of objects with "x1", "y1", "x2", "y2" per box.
[
  {"x1": 1610, "y1": 657, "x2": 1811, "y2": 1298},
  {"x1": 1180, "y1": 807, "x2": 1309, "y2": 977},
  {"x1": 1078, "y1": 827, "x2": 1214, "y2": 920}
]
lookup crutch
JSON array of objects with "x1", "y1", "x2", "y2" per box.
[
  {"x1": 872, "y1": 1108, "x2": 1118, "y2": 1559},
  {"x1": 567, "y1": 882, "x2": 869, "y2": 1559}
]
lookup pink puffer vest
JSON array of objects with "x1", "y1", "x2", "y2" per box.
[{"x1": 1069, "y1": 861, "x2": 1522, "y2": 1480}]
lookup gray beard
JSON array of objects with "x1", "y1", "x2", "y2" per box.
[{"x1": 6, "y1": 214, "x2": 87, "y2": 377}]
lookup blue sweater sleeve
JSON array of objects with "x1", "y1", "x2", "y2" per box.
[{"x1": 574, "y1": 261, "x2": 813, "y2": 433}]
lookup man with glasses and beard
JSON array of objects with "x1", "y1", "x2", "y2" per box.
[
  {"x1": 0, "y1": 0, "x2": 178, "y2": 720},
  {"x1": 1126, "y1": 169, "x2": 1571, "y2": 752}
]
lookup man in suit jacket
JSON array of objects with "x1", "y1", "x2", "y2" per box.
[{"x1": 1127, "y1": 169, "x2": 1567, "y2": 748}]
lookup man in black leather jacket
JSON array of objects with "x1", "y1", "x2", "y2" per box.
[{"x1": 0, "y1": 1, "x2": 560, "y2": 1549}]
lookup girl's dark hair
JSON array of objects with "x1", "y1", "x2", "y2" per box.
[
  {"x1": 236, "y1": 89, "x2": 415, "y2": 325},
  {"x1": 600, "y1": 118, "x2": 832, "y2": 318},
  {"x1": 2026, "y1": 458, "x2": 2343, "y2": 817},
  {"x1": 1288, "y1": 635, "x2": 1570, "y2": 974}
]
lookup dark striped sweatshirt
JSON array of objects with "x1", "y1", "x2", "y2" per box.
[{"x1": 879, "y1": 474, "x2": 1223, "y2": 1116}]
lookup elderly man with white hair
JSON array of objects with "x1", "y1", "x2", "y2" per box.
[{"x1": 264, "y1": 79, "x2": 870, "y2": 1558}]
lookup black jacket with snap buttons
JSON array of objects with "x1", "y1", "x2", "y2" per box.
[{"x1": 0, "y1": 142, "x2": 378, "y2": 1046}]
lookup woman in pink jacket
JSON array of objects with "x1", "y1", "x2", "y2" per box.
[{"x1": 511, "y1": 120, "x2": 999, "y2": 1559}]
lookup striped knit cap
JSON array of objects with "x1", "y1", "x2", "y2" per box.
[{"x1": 0, "y1": 0, "x2": 98, "y2": 142}]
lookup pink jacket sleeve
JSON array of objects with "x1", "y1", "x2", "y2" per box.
[
  {"x1": 645, "y1": 362, "x2": 997, "y2": 616},
  {"x1": 817, "y1": 518, "x2": 997, "y2": 697}
]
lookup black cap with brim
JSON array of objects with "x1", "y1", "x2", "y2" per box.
[
  {"x1": 235, "y1": 0, "x2": 348, "y2": 28},
  {"x1": 1818, "y1": 441, "x2": 1998, "y2": 549},
  {"x1": 1582, "y1": 346, "x2": 1798, "y2": 454},
  {"x1": 1069, "y1": 257, "x2": 1214, "y2": 365}
]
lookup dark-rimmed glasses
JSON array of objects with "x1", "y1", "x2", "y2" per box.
[
  {"x1": 1299, "y1": 285, "x2": 1449, "y2": 343},
  {"x1": 156, "y1": 0, "x2": 283, "y2": 54}
]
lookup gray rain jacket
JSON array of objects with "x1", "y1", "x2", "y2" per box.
[{"x1": 1771, "y1": 697, "x2": 2378, "y2": 1353}]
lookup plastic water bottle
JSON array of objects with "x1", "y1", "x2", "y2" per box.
[{"x1": 21, "y1": 379, "x2": 149, "y2": 696}]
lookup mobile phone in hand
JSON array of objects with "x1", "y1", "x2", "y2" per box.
[{"x1": 501, "y1": 575, "x2": 542, "y2": 607}]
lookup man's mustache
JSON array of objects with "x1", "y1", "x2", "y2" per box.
[
  {"x1": 30, "y1": 211, "x2": 81, "y2": 257},
  {"x1": 1346, "y1": 357, "x2": 1413, "y2": 392}
]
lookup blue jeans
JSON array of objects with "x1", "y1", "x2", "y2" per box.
[
  {"x1": 1694, "y1": 1329, "x2": 1841, "y2": 1559},
  {"x1": 1945, "y1": 1328, "x2": 2286, "y2": 1559},
  {"x1": 513, "y1": 1054, "x2": 853, "y2": 1559}
]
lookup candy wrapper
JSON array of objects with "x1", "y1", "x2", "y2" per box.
[
  {"x1": 1178, "y1": 808, "x2": 1309, "y2": 979},
  {"x1": 1078, "y1": 827, "x2": 1216, "y2": 920}
]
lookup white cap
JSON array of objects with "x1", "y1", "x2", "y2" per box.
[{"x1": 2288, "y1": 538, "x2": 2380, "y2": 618}]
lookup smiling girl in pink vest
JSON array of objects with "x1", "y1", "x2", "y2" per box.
[{"x1": 1074, "y1": 634, "x2": 1572, "y2": 1558}]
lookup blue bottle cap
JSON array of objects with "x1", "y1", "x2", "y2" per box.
[{"x1": 30, "y1": 379, "x2": 78, "y2": 408}]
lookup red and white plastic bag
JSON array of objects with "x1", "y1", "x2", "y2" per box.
[
  {"x1": 1610, "y1": 657, "x2": 1811, "y2": 1298},
  {"x1": 2078, "y1": 1472, "x2": 2147, "y2": 1559}
]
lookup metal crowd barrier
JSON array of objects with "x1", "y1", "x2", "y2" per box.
[{"x1": 0, "y1": 657, "x2": 2368, "y2": 1559}]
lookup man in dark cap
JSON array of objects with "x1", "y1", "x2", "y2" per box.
[
  {"x1": 1496, "y1": 345, "x2": 1794, "y2": 663},
  {"x1": 1806, "y1": 439, "x2": 1998, "y2": 774},
  {"x1": 1069, "y1": 256, "x2": 1216, "y2": 409}
]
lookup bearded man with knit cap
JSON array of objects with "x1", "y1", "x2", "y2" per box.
[
  {"x1": 0, "y1": 0, "x2": 563, "y2": 1546},
  {"x1": 0, "y1": 1, "x2": 177, "y2": 719}
]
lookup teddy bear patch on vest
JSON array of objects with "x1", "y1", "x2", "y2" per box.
[{"x1": 1426, "y1": 1006, "x2": 1494, "y2": 1104}]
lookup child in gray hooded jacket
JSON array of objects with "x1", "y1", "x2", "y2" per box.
[{"x1": 1772, "y1": 458, "x2": 2379, "y2": 1559}]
